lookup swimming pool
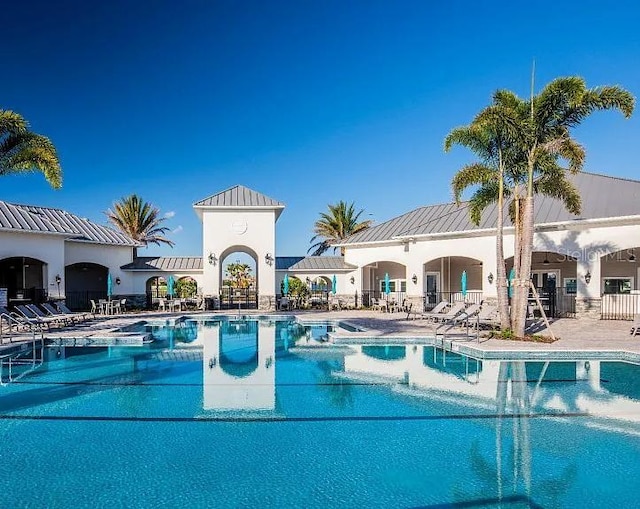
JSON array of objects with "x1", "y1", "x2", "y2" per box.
[{"x1": 1, "y1": 318, "x2": 639, "y2": 508}]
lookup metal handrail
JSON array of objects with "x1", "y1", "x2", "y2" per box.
[
  {"x1": 0, "y1": 312, "x2": 43, "y2": 345},
  {"x1": 0, "y1": 312, "x2": 44, "y2": 386}
]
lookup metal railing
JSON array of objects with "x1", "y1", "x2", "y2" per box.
[
  {"x1": 361, "y1": 290, "x2": 406, "y2": 308},
  {"x1": 601, "y1": 293, "x2": 640, "y2": 320},
  {"x1": 219, "y1": 288, "x2": 258, "y2": 310},
  {"x1": 424, "y1": 291, "x2": 483, "y2": 311},
  {"x1": 66, "y1": 291, "x2": 108, "y2": 311}
]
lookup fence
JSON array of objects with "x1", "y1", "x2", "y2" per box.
[
  {"x1": 361, "y1": 290, "x2": 406, "y2": 308},
  {"x1": 66, "y1": 291, "x2": 108, "y2": 311},
  {"x1": 424, "y1": 291, "x2": 483, "y2": 311},
  {"x1": 219, "y1": 288, "x2": 258, "y2": 310},
  {"x1": 601, "y1": 293, "x2": 640, "y2": 320}
]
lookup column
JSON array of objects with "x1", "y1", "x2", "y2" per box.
[{"x1": 575, "y1": 254, "x2": 601, "y2": 319}]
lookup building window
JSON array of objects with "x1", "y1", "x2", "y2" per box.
[
  {"x1": 603, "y1": 278, "x2": 633, "y2": 294},
  {"x1": 379, "y1": 280, "x2": 406, "y2": 293},
  {"x1": 564, "y1": 278, "x2": 577, "y2": 294}
]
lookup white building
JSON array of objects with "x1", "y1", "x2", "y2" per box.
[{"x1": 1, "y1": 173, "x2": 639, "y2": 319}]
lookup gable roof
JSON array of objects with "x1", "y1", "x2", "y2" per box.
[
  {"x1": 343, "y1": 171, "x2": 640, "y2": 245},
  {"x1": 194, "y1": 185, "x2": 284, "y2": 208},
  {"x1": 121, "y1": 256, "x2": 203, "y2": 271},
  {"x1": 277, "y1": 256, "x2": 357, "y2": 272},
  {"x1": 0, "y1": 200, "x2": 138, "y2": 246}
]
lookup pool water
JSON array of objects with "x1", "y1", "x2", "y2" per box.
[{"x1": 1, "y1": 318, "x2": 640, "y2": 508}]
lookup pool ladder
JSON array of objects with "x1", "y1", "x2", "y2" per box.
[{"x1": 0, "y1": 313, "x2": 44, "y2": 386}]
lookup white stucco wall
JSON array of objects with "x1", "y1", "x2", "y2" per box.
[
  {"x1": 0, "y1": 231, "x2": 66, "y2": 297},
  {"x1": 201, "y1": 209, "x2": 277, "y2": 297},
  {"x1": 64, "y1": 242, "x2": 135, "y2": 294}
]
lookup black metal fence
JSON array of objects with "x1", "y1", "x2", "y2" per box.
[
  {"x1": 601, "y1": 293, "x2": 639, "y2": 320},
  {"x1": 361, "y1": 290, "x2": 406, "y2": 308},
  {"x1": 424, "y1": 291, "x2": 483, "y2": 311},
  {"x1": 66, "y1": 291, "x2": 108, "y2": 311}
]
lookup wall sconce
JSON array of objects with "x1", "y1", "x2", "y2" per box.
[
  {"x1": 115, "y1": 277, "x2": 121, "y2": 285},
  {"x1": 584, "y1": 271, "x2": 592, "y2": 284},
  {"x1": 411, "y1": 274, "x2": 418, "y2": 284},
  {"x1": 208, "y1": 252, "x2": 217, "y2": 265},
  {"x1": 305, "y1": 277, "x2": 311, "y2": 285},
  {"x1": 350, "y1": 276, "x2": 355, "y2": 284},
  {"x1": 55, "y1": 274, "x2": 61, "y2": 284},
  {"x1": 487, "y1": 272, "x2": 494, "y2": 284},
  {"x1": 265, "y1": 252, "x2": 274, "y2": 266}
]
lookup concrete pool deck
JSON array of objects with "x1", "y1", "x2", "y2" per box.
[{"x1": 1, "y1": 309, "x2": 639, "y2": 357}]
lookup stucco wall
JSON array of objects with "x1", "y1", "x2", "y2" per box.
[
  {"x1": 202, "y1": 209, "x2": 276, "y2": 297},
  {"x1": 0, "y1": 231, "x2": 66, "y2": 297},
  {"x1": 65, "y1": 242, "x2": 135, "y2": 294}
]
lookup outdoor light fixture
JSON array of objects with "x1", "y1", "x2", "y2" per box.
[
  {"x1": 488, "y1": 272, "x2": 494, "y2": 284},
  {"x1": 115, "y1": 277, "x2": 121, "y2": 285},
  {"x1": 350, "y1": 276, "x2": 355, "y2": 284},
  {"x1": 208, "y1": 252, "x2": 217, "y2": 265},
  {"x1": 411, "y1": 274, "x2": 418, "y2": 284},
  {"x1": 542, "y1": 257, "x2": 550, "y2": 265},
  {"x1": 265, "y1": 253, "x2": 274, "y2": 266},
  {"x1": 55, "y1": 274, "x2": 61, "y2": 284},
  {"x1": 305, "y1": 277, "x2": 311, "y2": 285},
  {"x1": 585, "y1": 271, "x2": 592, "y2": 284},
  {"x1": 630, "y1": 250, "x2": 636, "y2": 262}
]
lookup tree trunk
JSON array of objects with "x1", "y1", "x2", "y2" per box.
[
  {"x1": 495, "y1": 165, "x2": 510, "y2": 330},
  {"x1": 512, "y1": 195, "x2": 534, "y2": 337}
]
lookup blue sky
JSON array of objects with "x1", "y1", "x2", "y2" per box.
[{"x1": 3, "y1": 0, "x2": 640, "y2": 259}]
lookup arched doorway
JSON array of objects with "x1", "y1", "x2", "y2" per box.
[
  {"x1": 220, "y1": 247, "x2": 258, "y2": 310},
  {"x1": 422, "y1": 256, "x2": 483, "y2": 309},
  {"x1": 0, "y1": 257, "x2": 48, "y2": 306},
  {"x1": 65, "y1": 262, "x2": 109, "y2": 311},
  {"x1": 176, "y1": 276, "x2": 198, "y2": 298},
  {"x1": 146, "y1": 276, "x2": 167, "y2": 309},
  {"x1": 505, "y1": 251, "x2": 577, "y2": 318},
  {"x1": 362, "y1": 261, "x2": 407, "y2": 307}
]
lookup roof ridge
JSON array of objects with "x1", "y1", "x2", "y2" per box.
[
  {"x1": 193, "y1": 184, "x2": 284, "y2": 207},
  {"x1": 578, "y1": 170, "x2": 640, "y2": 185}
]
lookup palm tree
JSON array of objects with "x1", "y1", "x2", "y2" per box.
[
  {"x1": 445, "y1": 118, "x2": 515, "y2": 330},
  {"x1": 105, "y1": 194, "x2": 175, "y2": 251},
  {"x1": 487, "y1": 77, "x2": 635, "y2": 337},
  {"x1": 308, "y1": 200, "x2": 372, "y2": 256},
  {"x1": 0, "y1": 109, "x2": 62, "y2": 188}
]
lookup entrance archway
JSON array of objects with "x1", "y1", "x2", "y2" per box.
[
  {"x1": 0, "y1": 257, "x2": 48, "y2": 305},
  {"x1": 422, "y1": 256, "x2": 483, "y2": 309},
  {"x1": 362, "y1": 261, "x2": 407, "y2": 307},
  {"x1": 220, "y1": 246, "x2": 258, "y2": 310},
  {"x1": 65, "y1": 262, "x2": 109, "y2": 310}
]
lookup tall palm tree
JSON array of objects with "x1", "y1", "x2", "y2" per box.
[
  {"x1": 308, "y1": 201, "x2": 372, "y2": 256},
  {"x1": 106, "y1": 194, "x2": 175, "y2": 251},
  {"x1": 485, "y1": 77, "x2": 635, "y2": 337},
  {"x1": 445, "y1": 118, "x2": 514, "y2": 330},
  {"x1": 0, "y1": 109, "x2": 62, "y2": 188}
]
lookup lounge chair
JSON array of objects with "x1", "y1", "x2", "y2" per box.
[
  {"x1": 419, "y1": 301, "x2": 451, "y2": 321},
  {"x1": 631, "y1": 315, "x2": 640, "y2": 336},
  {"x1": 42, "y1": 302, "x2": 83, "y2": 324},
  {"x1": 26, "y1": 304, "x2": 68, "y2": 327},
  {"x1": 476, "y1": 305, "x2": 499, "y2": 329},
  {"x1": 13, "y1": 305, "x2": 58, "y2": 330},
  {"x1": 56, "y1": 302, "x2": 92, "y2": 321},
  {"x1": 448, "y1": 304, "x2": 481, "y2": 325},
  {"x1": 430, "y1": 302, "x2": 467, "y2": 323}
]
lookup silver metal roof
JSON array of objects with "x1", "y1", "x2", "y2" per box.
[
  {"x1": 275, "y1": 256, "x2": 305, "y2": 270},
  {"x1": 278, "y1": 256, "x2": 357, "y2": 271},
  {"x1": 194, "y1": 185, "x2": 284, "y2": 208},
  {"x1": 121, "y1": 257, "x2": 203, "y2": 271},
  {"x1": 0, "y1": 200, "x2": 137, "y2": 246},
  {"x1": 343, "y1": 172, "x2": 640, "y2": 245}
]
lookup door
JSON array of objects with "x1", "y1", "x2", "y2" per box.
[{"x1": 424, "y1": 272, "x2": 440, "y2": 309}]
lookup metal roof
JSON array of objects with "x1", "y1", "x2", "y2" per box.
[
  {"x1": 275, "y1": 256, "x2": 305, "y2": 270},
  {"x1": 121, "y1": 257, "x2": 203, "y2": 271},
  {"x1": 343, "y1": 172, "x2": 640, "y2": 245},
  {"x1": 278, "y1": 256, "x2": 357, "y2": 271},
  {"x1": 194, "y1": 185, "x2": 284, "y2": 208},
  {"x1": 0, "y1": 200, "x2": 137, "y2": 246}
]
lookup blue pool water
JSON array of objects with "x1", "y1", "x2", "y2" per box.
[{"x1": 1, "y1": 318, "x2": 640, "y2": 508}]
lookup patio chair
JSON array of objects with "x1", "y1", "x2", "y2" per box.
[
  {"x1": 57, "y1": 302, "x2": 91, "y2": 321},
  {"x1": 158, "y1": 298, "x2": 166, "y2": 312},
  {"x1": 476, "y1": 305, "x2": 499, "y2": 329},
  {"x1": 371, "y1": 298, "x2": 384, "y2": 312},
  {"x1": 41, "y1": 302, "x2": 78, "y2": 324},
  {"x1": 14, "y1": 305, "x2": 59, "y2": 330},
  {"x1": 630, "y1": 315, "x2": 640, "y2": 336},
  {"x1": 279, "y1": 297, "x2": 290, "y2": 311},
  {"x1": 448, "y1": 304, "x2": 481, "y2": 326},
  {"x1": 411, "y1": 300, "x2": 448, "y2": 321},
  {"x1": 90, "y1": 300, "x2": 98, "y2": 316},
  {"x1": 26, "y1": 304, "x2": 69, "y2": 326},
  {"x1": 430, "y1": 302, "x2": 467, "y2": 323},
  {"x1": 0, "y1": 306, "x2": 35, "y2": 334}
]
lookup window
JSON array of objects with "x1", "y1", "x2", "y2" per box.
[
  {"x1": 378, "y1": 279, "x2": 406, "y2": 293},
  {"x1": 603, "y1": 278, "x2": 633, "y2": 294},
  {"x1": 564, "y1": 278, "x2": 577, "y2": 294}
]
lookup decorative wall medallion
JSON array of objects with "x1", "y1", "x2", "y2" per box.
[{"x1": 231, "y1": 220, "x2": 248, "y2": 235}]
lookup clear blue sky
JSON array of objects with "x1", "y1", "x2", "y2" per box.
[{"x1": 3, "y1": 0, "x2": 639, "y2": 258}]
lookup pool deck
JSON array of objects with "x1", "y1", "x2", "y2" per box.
[{"x1": 1, "y1": 309, "x2": 639, "y2": 358}]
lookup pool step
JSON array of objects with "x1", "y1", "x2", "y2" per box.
[{"x1": 47, "y1": 333, "x2": 151, "y2": 347}]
